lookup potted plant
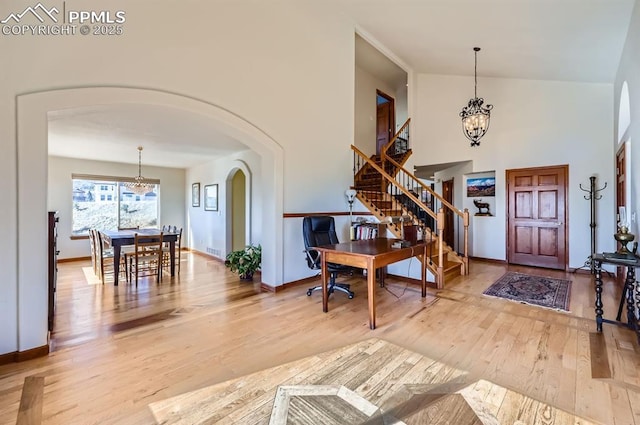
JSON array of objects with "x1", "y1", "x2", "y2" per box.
[{"x1": 225, "y1": 244, "x2": 262, "y2": 280}]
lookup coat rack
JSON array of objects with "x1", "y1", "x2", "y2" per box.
[{"x1": 573, "y1": 176, "x2": 607, "y2": 274}]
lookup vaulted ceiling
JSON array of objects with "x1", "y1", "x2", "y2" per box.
[{"x1": 49, "y1": 0, "x2": 636, "y2": 168}]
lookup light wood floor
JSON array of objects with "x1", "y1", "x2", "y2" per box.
[{"x1": 1, "y1": 253, "x2": 639, "y2": 424}]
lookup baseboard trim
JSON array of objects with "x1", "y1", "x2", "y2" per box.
[
  {"x1": 190, "y1": 249, "x2": 224, "y2": 263},
  {"x1": 58, "y1": 256, "x2": 91, "y2": 263},
  {"x1": 0, "y1": 345, "x2": 50, "y2": 365},
  {"x1": 470, "y1": 256, "x2": 507, "y2": 264},
  {"x1": 261, "y1": 275, "x2": 319, "y2": 293}
]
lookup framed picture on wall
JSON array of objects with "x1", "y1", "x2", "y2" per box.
[
  {"x1": 204, "y1": 184, "x2": 218, "y2": 211},
  {"x1": 192, "y1": 183, "x2": 200, "y2": 207},
  {"x1": 467, "y1": 177, "x2": 496, "y2": 197}
]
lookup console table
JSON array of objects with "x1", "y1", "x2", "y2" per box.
[{"x1": 592, "y1": 252, "x2": 640, "y2": 343}]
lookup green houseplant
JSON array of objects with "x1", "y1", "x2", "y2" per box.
[{"x1": 225, "y1": 244, "x2": 262, "y2": 280}]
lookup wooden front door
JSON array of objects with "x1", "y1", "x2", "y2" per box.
[
  {"x1": 617, "y1": 144, "x2": 626, "y2": 219},
  {"x1": 507, "y1": 165, "x2": 568, "y2": 269},
  {"x1": 616, "y1": 144, "x2": 626, "y2": 281},
  {"x1": 442, "y1": 178, "x2": 455, "y2": 248}
]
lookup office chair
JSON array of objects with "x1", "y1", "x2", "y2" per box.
[{"x1": 303, "y1": 215, "x2": 354, "y2": 299}]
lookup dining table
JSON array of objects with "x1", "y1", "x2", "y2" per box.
[{"x1": 100, "y1": 228, "x2": 178, "y2": 286}]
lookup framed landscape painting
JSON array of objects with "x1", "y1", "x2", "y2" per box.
[
  {"x1": 467, "y1": 177, "x2": 496, "y2": 197},
  {"x1": 192, "y1": 183, "x2": 200, "y2": 207},
  {"x1": 204, "y1": 184, "x2": 218, "y2": 211}
]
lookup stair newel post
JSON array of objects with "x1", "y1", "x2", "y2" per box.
[
  {"x1": 462, "y1": 208, "x2": 470, "y2": 275},
  {"x1": 437, "y1": 207, "x2": 445, "y2": 289}
]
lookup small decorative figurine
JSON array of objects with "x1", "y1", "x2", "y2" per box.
[{"x1": 473, "y1": 199, "x2": 492, "y2": 216}]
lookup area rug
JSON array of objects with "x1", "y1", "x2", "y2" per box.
[{"x1": 483, "y1": 272, "x2": 571, "y2": 311}]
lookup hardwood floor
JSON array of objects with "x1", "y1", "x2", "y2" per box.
[{"x1": 1, "y1": 253, "x2": 639, "y2": 424}]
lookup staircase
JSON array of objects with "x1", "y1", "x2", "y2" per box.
[{"x1": 351, "y1": 119, "x2": 469, "y2": 288}]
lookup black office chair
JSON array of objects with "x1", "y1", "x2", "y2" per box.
[{"x1": 303, "y1": 216, "x2": 354, "y2": 299}]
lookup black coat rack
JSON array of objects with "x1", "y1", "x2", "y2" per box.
[{"x1": 573, "y1": 176, "x2": 607, "y2": 274}]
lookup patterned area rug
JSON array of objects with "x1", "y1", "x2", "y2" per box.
[{"x1": 483, "y1": 272, "x2": 571, "y2": 311}]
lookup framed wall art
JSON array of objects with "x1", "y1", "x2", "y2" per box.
[
  {"x1": 204, "y1": 184, "x2": 218, "y2": 211},
  {"x1": 466, "y1": 177, "x2": 495, "y2": 197},
  {"x1": 192, "y1": 183, "x2": 200, "y2": 207}
]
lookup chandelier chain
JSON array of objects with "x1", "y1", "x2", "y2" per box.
[{"x1": 474, "y1": 48, "x2": 478, "y2": 99}]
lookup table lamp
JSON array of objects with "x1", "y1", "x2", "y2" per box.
[
  {"x1": 615, "y1": 206, "x2": 635, "y2": 253},
  {"x1": 345, "y1": 189, "x2": 357, "y2": 239}
]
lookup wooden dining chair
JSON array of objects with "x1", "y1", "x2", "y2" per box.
[
  {"x1": 94, "y1": 230, "x2": 116, "y2": 283},
  {"x1": 127, "y1": 232, "x2": 164, "y2": 285},
  {"x1": 88, "y1": 228, "x2": 98, "y2": 275},
  {"x1": 162, "y1": 226, "x2": 182, "y2": 275}
]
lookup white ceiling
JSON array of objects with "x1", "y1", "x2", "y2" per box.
[
  {"x1": 48, "y1": 104, "x2": 249, "y2": 168},
  {"x1": 345, "y1": 0, "x2": 635, "y2": 83},
  {"x1": 49, "y1": 1, "x2": 636, "y2": 167}
]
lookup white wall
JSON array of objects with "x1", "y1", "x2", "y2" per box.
[
  {"x1": 615, "y1": 2, "x2": 640, "y2": 238},
  {"x1": 413, "y1": 74, "x2": 615, "y2": 268},
  {"x1": 48, "y1": 156, "x2": 185, "y2": 260},
  {"x1": 186, "y1": 151, "x2": 261, "y2": 259},
  {"x1": 1, "y1": 0, "x2": 356, "y2": 354},
  {"x1": 354, "y1": 65, "x2": 408, "y2": 156}
]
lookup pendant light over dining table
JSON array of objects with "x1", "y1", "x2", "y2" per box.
[
  {"x1": 124, "y1": 146, "x2": 154, "y2": 195},
  {"x1": 459, "y1": 47, "x2": 493, "y2": 146}
]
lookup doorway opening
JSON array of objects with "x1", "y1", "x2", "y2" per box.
[
  {"x1": 376, "y1": 90, "x2": 395, "y2": 155},
  {"x1": 442, "y1": 178, "x2": 455, "y2": 248},
  {"x1": 231, "y1": 169, "x2": 247, "y2": 251}
]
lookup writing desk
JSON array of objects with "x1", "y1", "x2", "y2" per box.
[
  {"x1": 314, "y1": 238, "x2": 427, "y2": 329},
  {"x1": 592, "y1": 252, "x2": 640, "y2": 343},
  {"x1": 100, "y1": 229, "x2": 178, "y2": 286}
]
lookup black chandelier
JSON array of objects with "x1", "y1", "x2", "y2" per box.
[{"x1": 459, "y1": 47, "x2": 493, "y2": 146}]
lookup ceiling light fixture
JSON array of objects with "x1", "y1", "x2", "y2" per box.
[
  {"x1": 124, "y1": 146, "x2": 154, "y2": 195},
  {"x1": 459, "y1": 47, "x2": 493, "y2": 146}
]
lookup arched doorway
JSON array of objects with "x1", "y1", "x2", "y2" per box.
[
  {"x1": 231, "y1": 170, "x2": 247, "y2": 251},
  {"x1": 16, "y1": 87, "x2": 283, "y2": 352}
]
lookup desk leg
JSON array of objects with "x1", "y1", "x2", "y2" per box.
[
  {"x1": 114, "y1": 245, "x2": 121, "y2": 286},
  {"x1": 594, "y1": 259, "x2": 604, "y2": 332},
  {"x1": 367, "y1": 260, "x2": 376, "y2": 330},
  {"x1": 421, "y1": 247, "x2": 427, "y2": 298},
  {"x1": 321, "y1": 254, "x2": 328, "y2": 313},
  {"x1": 170, "y1": 240, "x2": 176, "y2": 276}
]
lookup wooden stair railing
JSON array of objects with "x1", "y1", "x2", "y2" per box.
[
  {"x1": 350, "y1": 144, "x2": 470, "y2": 288},
  {"x1": 355, "y1": 118, "x2": 412, "y2": 194},
  {"x1": 380, "y1": 118, "x2": 411, "y2": 175},
  {"x1": 382, "y1": 152, "x2": 470, "y2": 276}
]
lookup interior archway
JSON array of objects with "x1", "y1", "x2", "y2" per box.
[
  {"x1": 618, "y1": 81, "x2": 631, "y2": 143},
  {"x1": 225, "y1": 160, "x2": 253, "y2": 253},
  {"x1": 16, "y1": 87, "x2": 284, "y2": 351}
]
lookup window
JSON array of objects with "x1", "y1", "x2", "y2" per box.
[{"x1": 72, "y1": 175, "x2": 160, "y2": 235}]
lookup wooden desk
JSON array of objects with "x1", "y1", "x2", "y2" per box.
[
  {"x1": 314, "y1": 238, "x2": 427, "y2": 329},
  {"x1": 592, "y1": 252, "x2": 640, "y2": 343},
  {"x1": 100, "y1": 229, "x2": 178, "y2": 286}
]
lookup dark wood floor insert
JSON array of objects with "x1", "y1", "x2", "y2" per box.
[{"x1": 589, "y1": 332, "x2": 612, "y2": 379}]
